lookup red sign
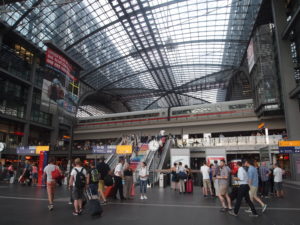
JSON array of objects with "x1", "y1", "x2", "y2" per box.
[
  {"x1": 46, "y1": 48, "x2": 75, "y2": 80},
  {"x1": 37, "y1": 151, "x2": 45, "y2": 186}
]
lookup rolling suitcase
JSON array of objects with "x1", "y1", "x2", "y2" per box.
[
  {"x1": 186, "y1": 179, "x2": 193, "y2": 193},
  {"x1": 104, "y1": 184, "x2": 115, "y2": 198},
  {"x1": 86, "y1": 189, "x2": 103, "y2": 217}
]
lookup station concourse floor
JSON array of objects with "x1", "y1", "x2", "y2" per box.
[{"x1": 0, "y1": 183, "x2": 299, "y2": 225}]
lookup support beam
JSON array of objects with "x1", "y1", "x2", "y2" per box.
[{"x1": 272, "y1": 0, "x2": 300, "y2": 181}]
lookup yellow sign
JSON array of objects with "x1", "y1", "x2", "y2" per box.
[
  {"x1": 258, "y1": 122, "x2": 265, "y2": 129},
  {"x1": 116, "y1": 145, "x2": 133, "y2": 155},
  {"x1": 278, "y1": 141, "x2": 300, "y2": 147},
  {"x1": 35, "y1": 146, "x2": 50, "y2": 154}
]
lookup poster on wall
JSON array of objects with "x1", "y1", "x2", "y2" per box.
[
  {"x1": 41, "y1": 78, "x2": 78, "y2": 114},
  {"x1": 46, "y1": 48, "x2": 76, "y2": 81}
]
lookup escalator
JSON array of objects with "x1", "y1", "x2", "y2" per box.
[{"x1": 147, "y1": 139, "x2": 173, "y2": 185}]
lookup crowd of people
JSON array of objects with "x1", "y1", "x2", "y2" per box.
[
  {"x1": 41, "y1": 156, "x2": 150, "y2": 216},
  {"x1": 1, "y1": 155, "x2": 286, "y2": 218}
]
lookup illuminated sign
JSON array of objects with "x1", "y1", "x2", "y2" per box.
[
  {"x1": 116, "y1": 145, "x2": 133, "y2": 155},
  {"x1": 17, "y1": 146, "x2": 49, "y2": 155},
  {"x1": 258, "y1": 122, "x2": 265, "y2": 129},
  {"x1": 92, "y1": 145, "x2": 116, "y2": 154},
  {"x1": 278, "y1": 141, "x2": 300, "y2": 153}
]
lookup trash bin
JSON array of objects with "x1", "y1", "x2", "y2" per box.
[{"x1": 159, "y1": 173, "x2": 167, "y2": 188}]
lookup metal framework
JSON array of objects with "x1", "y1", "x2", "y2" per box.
[{"x1": 0, "y1": 0, "x2": 262, "y2": 113}]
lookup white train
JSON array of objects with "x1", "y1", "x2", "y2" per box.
[{"x1": 77, "y1": 99, "x2": 255, "y2": 129}]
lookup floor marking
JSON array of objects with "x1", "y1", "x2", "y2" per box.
[{"x1": 1, "y1": 195, "x2": 300, "y2": 212}]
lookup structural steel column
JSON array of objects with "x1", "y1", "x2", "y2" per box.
[
  {"x1": 22, "y1": 55, "x2": 38, "y2": 146},
  {"x1": 272, "y1": 0, "x2": 300, "y2": 181},
  {"x1": 50, "y1": 111, "x2": 59, "y2": 149}
]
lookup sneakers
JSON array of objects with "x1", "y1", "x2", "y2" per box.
[
  {"x1": 262, "y1": 204, "x2": 267, "y2": 213},
  {"x1": 48, "y1": 204, "x2": 54, "y2": 211},
  {"x1": 72, "y1": 211, "x2": 79, "y2": 216},
  {"x1": 140, "y1": 195, "x2": 144, "y2": 200},
  {"x1": 244, "y1": 208, "x2": 252, "y2": 213},
  {"x1": 219, "y1": 208, "x2": 227, "y2": 213},
  {"x1": 68, "y1": 201, "x2": 72, "y2": 205},
  {"x1": 143, "y1": 195, "x2": 148, "y2": 200},
  {"x1": 228, "y1": 211, "x2": 238, "y2": 217}
]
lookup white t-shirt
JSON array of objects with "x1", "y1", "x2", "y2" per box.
[
  {"x1": 200, "y1": 165, "x2": 210, "y2": 180},
  {"x1": 71, "y1": 167, "x2": 87, "y2": 186},
  {"x1": 114, "y1": 163, "x2": 123, "y2": 177},
  {"x1": 273, "y1": 167, "x2": 283, "y2": 182},
  {"x1": 44, "y1": 164, "x2": 58, "y2": 182},
  {"x1": 139, "y1": 167, "x2": 149, "y2": 181}
]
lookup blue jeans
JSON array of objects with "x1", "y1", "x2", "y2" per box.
[
  {"x1": 140, "y1": 180, "x2": 147, "y2": 194},
  {"x1": 89, "y1": 183, "x2": 98, "y2": 195}
]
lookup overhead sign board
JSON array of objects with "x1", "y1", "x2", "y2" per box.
[
  {"x1": 17, "y1": 146, "x2": 49, "y2": 155},
  {"x1": 116, "y1": 145, "x2": 133, "y2": 155},
  {"x1": 279, "y1": 141, "x2": 300, "y2": 153},
  {"x1": 92, "y1": 145, "x2": 116, "y2": 154}
]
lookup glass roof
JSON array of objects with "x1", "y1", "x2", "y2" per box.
[{"x1": 0, "y1": 0, "x2": 262, "y2": 111}]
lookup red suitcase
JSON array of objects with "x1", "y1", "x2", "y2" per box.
[
  {"x1": 186, "y1": 179, "x2": 193, "y2": 193},
  {"x1": 104, "y1": 184, "x2": 115, "y2": 198}
]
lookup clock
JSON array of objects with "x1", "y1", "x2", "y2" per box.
[{"x1": 0, "y1": 142, "x2": 5, "y2": 152}]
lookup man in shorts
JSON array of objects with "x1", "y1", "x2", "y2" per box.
[
  {"x1": 69, "y1": 158, "x2": 88, "y2": 216},
  {"x1": 43, "y1": 158, "x2": 61, "y2": 211},
  {"x1": 96, "y1": 157, "x2": 110, "y2": 203},
  {"x1": 217, "y1": 160, "x2": 232, "y2": 212},
  {"x1": 200, "y1": 161, "x2": 213, "y2": 197},
  {"x1": 273, "y1": 163, "x2": 284, "y2": 197}
]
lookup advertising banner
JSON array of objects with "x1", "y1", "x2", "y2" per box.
[
  {"x1": 116, "y1": 145, "x2": 133, "y2": 155},
  {"x1": 247, "y1": 38, "x2": 255, "y2": 73},
  {"x1": 170, "y1": 148, "x2": 190, "y2": 168},
  {"x1": 41, "y1": 78, "x2": 78, "y2": 114},
  {"x1": 46, "y1": 48, "x2": 75, "y2": 81},
  {"x1": 38, "y1": 151, "x2": 44, "y2": 186},
  {"x1": 36, "y1": 146, "x2": 50, "y2": 154},
  {"x1": 92, "y1": 145, "x2": 116, "y2": 154}
]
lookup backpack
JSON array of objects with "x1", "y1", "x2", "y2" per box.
[
  {"x1": 75, "y1": 168, "x2": 86, "y2": 189},
  {"x1": 51, "y1": 166, "x2": 61, "y2": 180},
  {"x1": 90, "y1": 168, "x2": 100, "y2": 183}
]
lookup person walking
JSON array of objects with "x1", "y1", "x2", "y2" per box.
[
  {"x1": 113, "y1": 158, "x2": 125, "y2": 200},
  {"x1": 245, "y1": 159, "x2": 267, "y2": 213},
  {"x1": 123, "y1": 163, "x2": 134, "y2": 200},
  {"x1": 229, "y1": 162, "x2": 258, "y2": 217},
  {"x1": 177, "y1": 162, "x2": 187, "y2": 193},
  {"x1": 43, "y1": 158, "x2": 61, "y2": 211},
  {"x1": 139, "y1": 162, "x2": 149, "y2": 200},
  {"x1": 87, "y1": 161, "x2": 100, "y2": 196},
  {"x1": 217, "y1": 160, "x2": 232, "y2": 212},
  {"x1": 259, "y1": 162, "x2": 270, "y2": 198},
  {"x1": 273, "y1": 163, "x2": 284, "y2": 198},
  {"x1": 96, "y1": 157, "x2": 110, "y2": 203},
  {"x1": 31, "y1": 163, "x2": 38, "y2": 186},
  {"x1": 212, "y1": 160, "x2": 220, "y2": 197},
  {"x1": 200, "y1": 161, "x2": 213, "y2": 197},
  {"x1": 69, "y1": 158, "x2": 88, "y2": 216},
  {"x1": 170, "y1": 163, "x2": 179, "y2": 191}
]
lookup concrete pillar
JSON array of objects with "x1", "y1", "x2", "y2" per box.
[
  {"x1": 50, "y1": 112, "x2": 59, "y2": 149},
  {"x1": 22, "y1": 55, "x2": 38, "y2": 146},
  {"x1": 272, "y1": 0, "x2": 300, "y2": 180}
]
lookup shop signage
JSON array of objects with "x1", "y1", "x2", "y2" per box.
[
  {"x1": 92, "y1": 145, "x2": 116, "y2": 154},
  {"x1": 17, "y1": 146, "x2": 49, "y2": 155},
  {"x1": 38, "y1": 151, "x2": 48, "y2": 186},
  {"x1": 279, "y1": 141, "x2": 300, "y2": 153},
  {"x1": 116, "y1": 145, "x2": 133, "y2": 155}
]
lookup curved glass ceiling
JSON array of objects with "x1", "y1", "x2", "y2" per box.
[{"x1": 0, "y1": 0, "x2": 262, "y2": 111}]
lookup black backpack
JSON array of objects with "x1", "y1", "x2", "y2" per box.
[{"x1": 75, "y1": 168, "x2": 86, "y2": 189}]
